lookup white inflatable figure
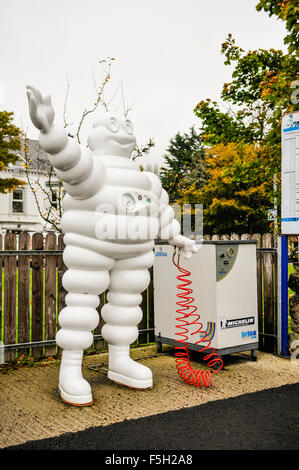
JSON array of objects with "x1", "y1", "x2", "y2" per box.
[{"x1": 26, "y1": 85, "x2": 198, "y2": 406}]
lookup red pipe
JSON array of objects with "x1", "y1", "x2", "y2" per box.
[{"x1": 172, "y1": 249, "x2": 223, "y2": 387}]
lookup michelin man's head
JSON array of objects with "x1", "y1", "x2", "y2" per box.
[{"x1": 87, "y1": 112, "x2": 136, "y2": 157}]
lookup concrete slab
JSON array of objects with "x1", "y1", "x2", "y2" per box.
[{"x1": 0, "y1": 345, "x2": 298, "y2": 448}]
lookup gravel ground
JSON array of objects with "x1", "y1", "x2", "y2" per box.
[{"x1": 0, "y1": 345, "x2": 298, "y2": 449}]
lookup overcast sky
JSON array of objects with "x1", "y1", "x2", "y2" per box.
[{"x1": 0, "y1": 0, "x2": 287, "y2": 164}]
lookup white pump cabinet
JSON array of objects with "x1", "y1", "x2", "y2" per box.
[{"x1": 154, "y1": 240, "x2": 259, "y2": 360}]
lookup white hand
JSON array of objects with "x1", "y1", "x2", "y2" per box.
[
  {"x1": 26, "y1": 85, "x2": 55, "y2": 132},
  {"x1": 142, "y1": 157, "x2": 161, "y2": 176},
  {"x1": 181, "y1": 241, "x2": 199, "y2": 259}
]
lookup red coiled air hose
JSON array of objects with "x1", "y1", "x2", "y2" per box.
[{"x1": 172, "y1": 249, "x2": 223, "y2": 387}]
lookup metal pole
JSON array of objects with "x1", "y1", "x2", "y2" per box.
[
  {"x1": 281, "y1": 235, "x2": 289, "y2": 357},
  {"x1": 277, "y1": 236, "x2": 282, "y2": 355}
]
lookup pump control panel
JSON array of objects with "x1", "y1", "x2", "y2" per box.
[{"x1": 216, "y1": 244, "x2": 239, "y2": 281}]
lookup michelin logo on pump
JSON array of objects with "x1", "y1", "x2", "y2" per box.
[{"x1": 220, "y1": 316, "x2": 255, "y2": 330}]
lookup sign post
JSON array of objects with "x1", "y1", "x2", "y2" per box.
[{"x1": 280, "y1": 111, "x2": 299, "y2": 357}]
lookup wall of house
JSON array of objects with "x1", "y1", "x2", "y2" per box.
[{"x1": 0, "y1": 169, "x2": 56, "y2": 234}]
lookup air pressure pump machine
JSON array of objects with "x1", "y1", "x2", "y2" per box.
[{"x1": 154, "y1": 240, "x2": 259, "y2": 387}]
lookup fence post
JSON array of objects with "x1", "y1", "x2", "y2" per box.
[
  {"x1": 4, "y1": 232, "x2": 17, "y2": 362},
  {"x1": 31, "y1": 233, "x2": 44, "y2": 358},
  {"x1": 139, "y1": 288, "x2": 149, "y2": 345},
  {"x1": 256, "y1": 247, "x2": 264, "y2": 350},
  {"x1": 148, "y1": 266, "x2": 155, "y2": 343},
  {"x1": 18, "y1": 232, "x2": 31, "y2": 358},
  {"x1": 252, "y1": 233, "x2": 261, "y2": 248},
  {"x1": 94, "y1": 292, "x2": 106, "y2": 352},
  {"x1": 241, "y1": 233, "x2": 251, "y2": 240},
  {"x1": 262, "y1": 233, "x2": 276, "y2": 352},
  {"x1": 44, "y1": 233, "x2": 57, "y2": 357},
  {"x1": 57, "y1": 234, "x2": 66, "y2": 357},
  {"x1": 230, "y1": 233, "x2": 240, "y2": 240}
]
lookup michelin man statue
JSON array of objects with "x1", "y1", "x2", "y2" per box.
[{"x1": 27, "y1": 85, "x2": 198, "y2": 406}]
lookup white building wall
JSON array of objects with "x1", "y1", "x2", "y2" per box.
[
  {"x1": 0, "y1": 169, "x2": 60, "y2": 235},
  {"x1": 0, "y1": 139, "x2": 62, "y2": 235}
]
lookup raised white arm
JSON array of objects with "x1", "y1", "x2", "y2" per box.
[{"x1": 26, "y1": 85, "x2": 105, "y2": 198}]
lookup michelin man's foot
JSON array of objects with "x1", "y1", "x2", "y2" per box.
[
  {"x1": 108, "y1": 367, "x2": 153, "y2": 389},
  {"x1": 58, "y1": 350, "x2": 94, "y2": 406},
  {"x1": 58, "y1": 377, "x2": 94, "y2": 406},
  {"x1": 108, "y1": 345, "x2": 153, "y2": 389}
]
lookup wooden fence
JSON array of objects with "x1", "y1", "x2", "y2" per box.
[{"x1": 0, "y1": 231, "x2": 277, "y2": 363}]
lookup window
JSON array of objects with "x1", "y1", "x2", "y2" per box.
[
  {"x1": 51, "y1": 190, "x2": 58, "y2": 209},
  {"x1": 12, "y1": 189, "x2": 24, "y2": 213}
]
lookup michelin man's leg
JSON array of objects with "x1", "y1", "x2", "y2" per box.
[
  {"x1": 56, "y1": 244, "x2": 114, "y2": 405},
  {"x1": 101, "y1": 250, "x2": 155, "y2": 389}
]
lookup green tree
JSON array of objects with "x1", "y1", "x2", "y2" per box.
[
  {"x1": 176, "y1": 143, "x2": 280, "y2": 234},
  {"x1": 160, "y1": 127, "x2": 206, "y2": 203},
  {"x1": 194, "y1": 36, "x2": 298, "y2": 151},
  {"x1": 190, "y1": 9, "x2": 298, "y2": 234},
  {"x1": 193, "y1": 98, "x2": 257, "y2": 146},
  {"x1": 0, "y1": 111, "x2": 24, "y2": 193},
  {"x1": 161, "y1": 1, "x2": 298, "y2": 234},
  {"x1": 256, "y1": 0, "x2": 299, "y2": 55}
]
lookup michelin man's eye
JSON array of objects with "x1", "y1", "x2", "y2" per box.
[
  {"x1": 107, "y1": 116, "x2": 120, "y2": 133},
  {"x1": 124, "y1": 119, "x2": 133, "y2": 135}
]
